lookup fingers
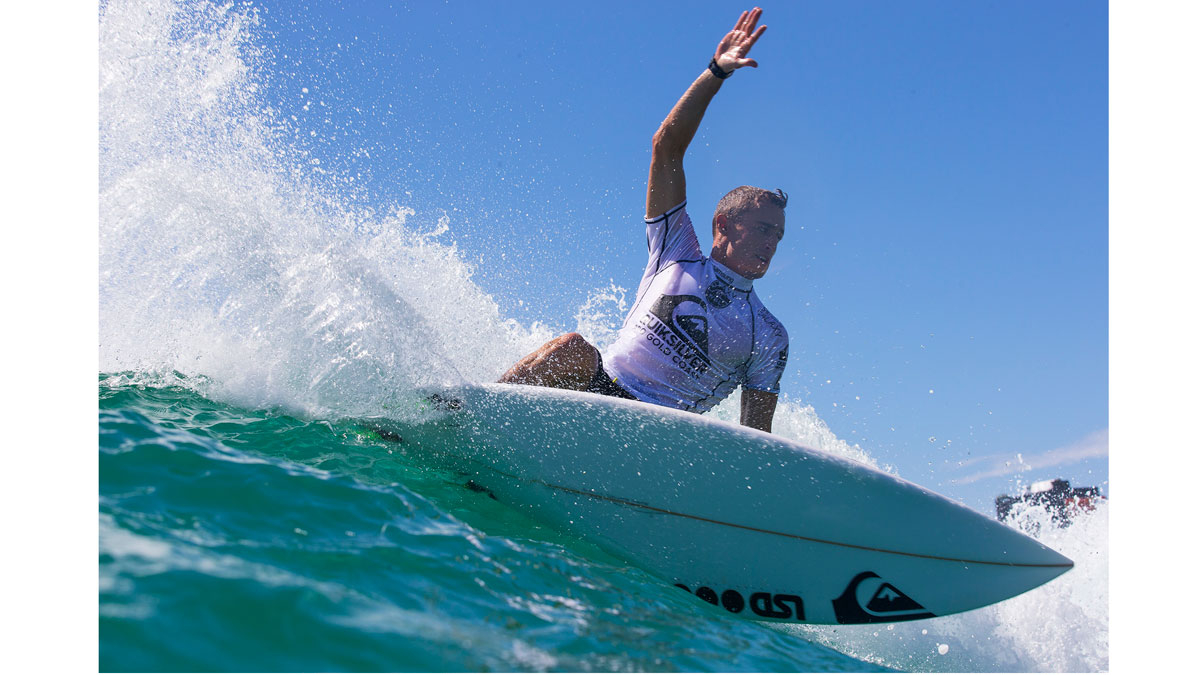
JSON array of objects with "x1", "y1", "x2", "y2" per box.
[
  {"x1": 745, "y1": 24, "x2": 766, "y2": 50},
  {"x1": 733, "y1": 8, "x2": 762, "y2": 35},
  {"x1": 742, "y1": 7, "x2": 762, "y2": 34}
]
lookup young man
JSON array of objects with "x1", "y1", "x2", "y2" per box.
[{"x1": 500, "y1": 7, "x2": 789, "y2": 433}]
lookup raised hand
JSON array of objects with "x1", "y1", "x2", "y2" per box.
[{"x1": 713, "y1": 7, "x2": 767, "y2": 74}]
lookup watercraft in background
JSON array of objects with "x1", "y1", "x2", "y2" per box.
[{"x1": 995, "y1": 478, "x2": 1105, "y2": 526}]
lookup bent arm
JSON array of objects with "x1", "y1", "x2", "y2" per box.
[
  {"x1": 740, "y1": 388, "x2": 778, "y2": 433},
  {"x1": 645, "y1": 8, "x2": 767, "y2": 219}
]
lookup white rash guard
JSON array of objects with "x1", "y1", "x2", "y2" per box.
[{"x1": 601, "y1": 201, "x2": 790, "y2": 413}]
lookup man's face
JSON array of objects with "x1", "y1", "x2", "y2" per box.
[{"x1": 715, "y1": 204, "x2": 785, "y2": 279}]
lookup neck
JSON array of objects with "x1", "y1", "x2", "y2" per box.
[{"x1": 709, "y1": 254, "x2": 755, "y2": 289}]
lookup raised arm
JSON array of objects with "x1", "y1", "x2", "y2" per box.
[{"x1": 645, "y1": 8, "x2": 767, "y2": 219}]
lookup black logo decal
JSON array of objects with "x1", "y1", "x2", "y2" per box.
[
  {"x1": 757, "y1": 307, "x2": 784, "y2": 339},
  {"x1": 766, "y1": 346, "x2": 789, "y2": 390},
  {"x1": 750, "y1": 592, "x2": 804, "y2": 620},
  {"x1": 720, "y1": 590, "x2": 745, "y2": 613},
  {"x1": 867, "y1": 583, "x2": 926, "y2": 613},
  {"x1": 831, "y1": 572, "x2": 935, "y2": 624},
  {"x1": 675, "y1": 315, "x2": 710, "y2": 353},
  {"x1": 676, "y1": 585, "x2": 804, "y2": 620},
  {"x1": 705, "y1": 281, "x2": 732, "y2": 309},
  {"x1": 647, "y1": 294, "x2": 710, "y2": 356}
]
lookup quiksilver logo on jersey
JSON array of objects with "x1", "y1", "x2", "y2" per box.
[
  {"x1": 831, "y1": 571, "x2": 936, "y2": 624},
  {"x1": 631, "y1": 294, "x2": 714, "y2": 377},
  {"x1": 647, "y1": 293, "x2": 710, "y2": 354}
]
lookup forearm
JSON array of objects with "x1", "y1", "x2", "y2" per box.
[
  {"x1": 645, "y1": 70, "x2": 724, "y2": 216},
  {"x1": 741, "y1": 388, "x2": 777, "y2": 433},
  {"x1": 742, "y1": 410, "x2": 773, "y2": 433},
  {"x1": 653, "y1": 69, "x2": 724, "y2": 156}
]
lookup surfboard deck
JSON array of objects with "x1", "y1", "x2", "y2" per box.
[{"x1": 366, "y1": 383, "x2": 1072, "y2": 625}]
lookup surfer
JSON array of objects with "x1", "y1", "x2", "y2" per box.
[{"x1": 501, "y1": 7, "x2": 789, "y2": 432}]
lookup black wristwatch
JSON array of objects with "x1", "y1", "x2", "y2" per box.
[{"x1": 708, "y1": 58, "x2": 732, "y2": 80}]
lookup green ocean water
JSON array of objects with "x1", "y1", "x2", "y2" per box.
[{"x1": 99, "y1": 374, "x2": 888, "y2": 672}]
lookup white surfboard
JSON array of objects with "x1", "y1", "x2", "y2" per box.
[{"x1": 369, "y1": 383, "x2": 1072, "y2": 625}]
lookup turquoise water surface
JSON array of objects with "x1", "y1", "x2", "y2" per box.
[{"x1": 100, "y1": 374, "x2": 888, "y2": 672}]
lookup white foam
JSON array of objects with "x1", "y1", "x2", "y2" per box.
[{"x1": 100, "y1": 0, "x2": 552, "y2": 419}]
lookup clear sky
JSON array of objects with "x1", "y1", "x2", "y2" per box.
[{"x1": 235, "y1": 0, "x2": 1108, "y2": 513}]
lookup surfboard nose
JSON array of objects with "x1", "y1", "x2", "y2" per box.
[
  {"x1": 1045, "y1": 547, "x2": 1074, "y2": 569},
  {"x1": 993, "y1": 516, "x2": 1075, "y2": 569}
]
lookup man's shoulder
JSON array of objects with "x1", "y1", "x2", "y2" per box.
[
  {"x1": 644, "y1": 200, "x2": 688, "y2": 224},
  {"x1": 750, "y1": 294, "x2": 788, "y2": 344}
]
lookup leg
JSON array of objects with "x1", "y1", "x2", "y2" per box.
[{"x1": 499, "y1": 332, "x2": 600, "y2": 391}]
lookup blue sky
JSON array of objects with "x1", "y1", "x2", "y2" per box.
[{"x1": 238, "y1": 0, "x2": 1108, "y2": 513}]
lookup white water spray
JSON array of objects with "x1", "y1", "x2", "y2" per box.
[{"x1": 99, "y1": 0, "x2": 555, "y2": 418}]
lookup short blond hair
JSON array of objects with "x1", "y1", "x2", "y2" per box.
[{"x1": 712, "y1": 186, "x2": 788, "y2": 235}]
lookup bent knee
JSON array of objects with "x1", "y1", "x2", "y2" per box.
[
  {"x1": 558, "y1": 332, "x2": 595, "y2": 353},
  {"x1": 552, "y1": 332, "x2": 598, "y2": 365},
  {"x1": 557, "y1": 332, "x2": 589, "y2": 349}
]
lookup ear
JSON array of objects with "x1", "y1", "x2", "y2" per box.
[{"x1": 714, "y1": 213, "x2": 728, "y2": 235}]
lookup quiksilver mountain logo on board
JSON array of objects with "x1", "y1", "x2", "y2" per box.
[{"x1": 831, "y1": 571, "x2": 935, "y2": 624}]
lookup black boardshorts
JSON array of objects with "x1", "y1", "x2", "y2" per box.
[{"x1": 585, "y1": 353, "x2": 637, "y2": 401}]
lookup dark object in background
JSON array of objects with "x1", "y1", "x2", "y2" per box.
[{"x1": 995, "y1": 478, "x2": 1105, "y2": 526}]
